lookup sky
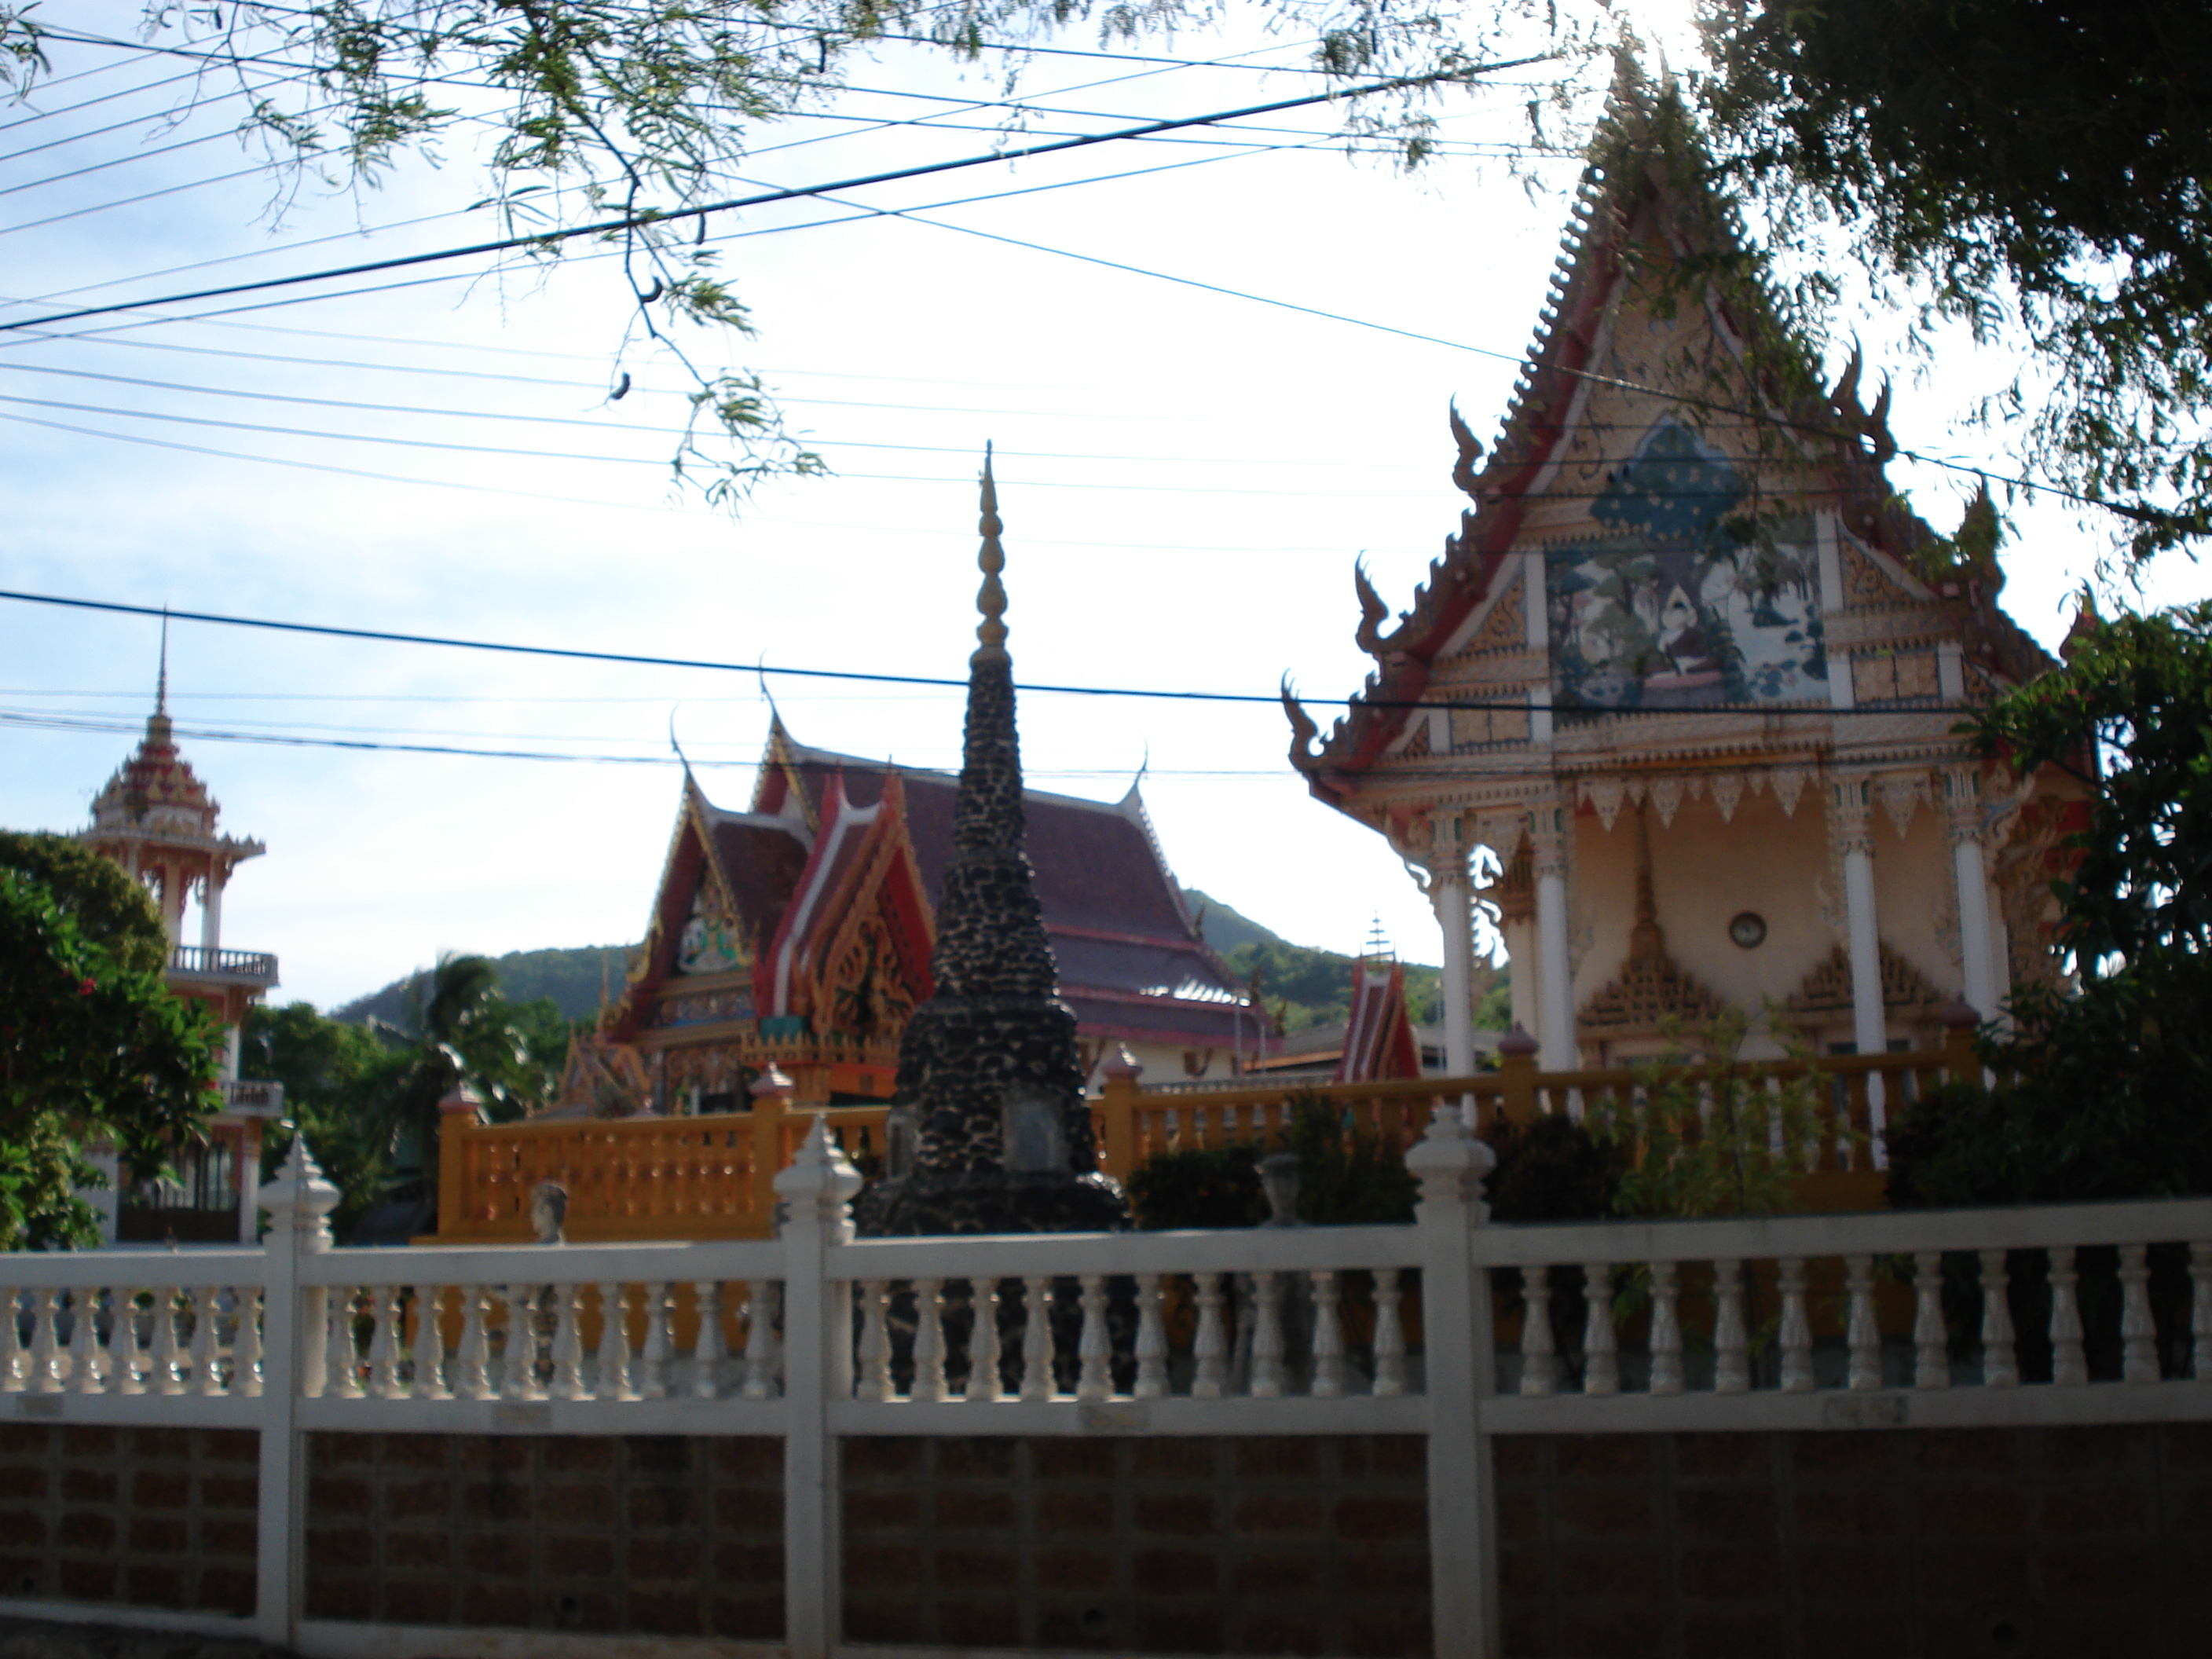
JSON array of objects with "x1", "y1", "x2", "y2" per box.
[{"x1": 3, "y1": 2, "x2": 2204, "y2": 1013}]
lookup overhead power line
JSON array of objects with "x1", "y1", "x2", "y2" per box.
[
  {"x1": 2, "y1": 61, "x2": 1544, "y2": 335},
  {"x1": 0, "y1": 588, "x2": 1986, "y2": 720}
]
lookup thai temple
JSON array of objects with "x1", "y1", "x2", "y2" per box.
[
  {"x1": 75, "y1": 642, "x2": 284, "y2": 1242},
  {"x1": 548, "y1": 720, "x2": 1265, "y2": 1120},
  {"x1": 1284, "y1": 75, "x2": 2087, "y2": 1101}
]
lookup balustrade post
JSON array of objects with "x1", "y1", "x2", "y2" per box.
[
  {"x1": 750, "y1": 1066, "x2": 794, "y2": 1229},
  {"x1": 253, "y1": 1137, "x2": 339, "y2": 1651},
  {"x1": 1097, "y1": 1046, "x2": 1142, "y2": 1184},
  {"x1": 1406, "y1": 1106, "x2": 1500, "y2": 1659},
  {"x1": 1941, "y1": 1000, "x2": 1982, "y2": 1087},
  {"x1": 774, "y1": 1115, "x2": 862, "y2": 1659},
  {"x1": 1496, "y1": 1027, "x2": 1540, "y2": 1126},
  {"x1": 434, "y1": 1086, "x2": 485, "y2": 1239}
]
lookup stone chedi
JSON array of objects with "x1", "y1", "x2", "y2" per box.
[{"x1": 859, "y1": 455, "x2": 1131, "y2": 1236}]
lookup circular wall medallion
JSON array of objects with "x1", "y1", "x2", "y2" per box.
[{"x1": 1728, "y1": 911, "x2": 1767, "y2": 950}]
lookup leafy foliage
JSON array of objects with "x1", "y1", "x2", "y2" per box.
[
  {"x1": 1973, "y1": 601, "x2": 2212, "y2": 973},
  {"x1": 1888, "y1": 602, "x2": 2212, "y2": 1205},
  {"x1": 1127, "y1": 1143, "x2": 1265, "y2": 1231},
  {"x1": 1588, "y1": 1006, "x2": 1833, "y2": 1218},
  {"x1": 1482, "y1": 1111, "x2": 1623, "y2": 1222},
  {"x1": 0, "y1": 2, "x2": 1558, "y2": 505},
  {"x1": 244, "y1": 1002, "x2": 409, "y2": 1232},
  {"x1": 1126, "y1": 1094, "x2": 1415, "y2": 1229},
  {"x1": 255, "y1": 958, "x2": 575, "y2": 1233},
  {"x1": 1219, "y1": 936, "x2": 1447, "y2": 1033},
  {"x1": 1701, "y1": 2, "x2": 2212, "y2": 562},
  {"x1": 0, "y1": 831, "x2": 169, "y2": 975},
  {"x1": 0, "y1": 870, "x2": 221, "y2": 1249},
  {"x1": 335, "y1": 942, "x2": 639, "y2": 1025},
  {"x1": 1280, "y1": 1093, "x2": 1417, "y2": 1225}
]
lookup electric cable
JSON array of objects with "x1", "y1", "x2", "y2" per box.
[
  {"x1": 0, "y1": 353, "x2": 1895, "y2": 487},
  {"x1": 0, "y1": 61, "x2": 1545, "y2": 335},
  {"x1": 0, "y1": 588, "x2": 1991, "y2": 719},
  {"x1": 2, "y1": 38, "x2": 2130, "y2": 523},
  {"x1": 0, "y1": 65, "x2": 227, "y2": 145}
]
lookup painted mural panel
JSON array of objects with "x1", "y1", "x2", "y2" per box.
[
  {"x1": 1547, "y1": 419, "x2": 1827, "y2": 709},
  {"x1": 674, "y1": 879, "x2": 746, "y2": 975}
]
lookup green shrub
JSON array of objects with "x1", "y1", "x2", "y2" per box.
[
  {"x1": 1281, "y1": 1094, "x2": 1417, "y2": 1225},
  {"x1": 1126, "y1": 1093, "x2": 1418, "y2": 1229},
  {"x1": 1483, "y1": 1113, "x2": 1624, "y2": 1222},
  {"x1": 1126, "y1": 1144, "x2": 1265, "y2": 1230}
]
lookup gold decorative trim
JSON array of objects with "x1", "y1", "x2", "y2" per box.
[
  {"x1": 1785, "y1": 940, "x2": 1945, "y2": 1020},
  {"x1": 1577, "y1": 808, "x2": 1726, "y2": 1034}
]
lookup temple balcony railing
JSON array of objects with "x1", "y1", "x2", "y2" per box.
[
  {"x1": 434, "y1": 1027, "x2": 1979, "y2": 1244},
  {"x1": 167, "y1": 945, "x2": 280, "y2": 986},
  {"x1": 220, "y1": 1079, "x2": 286, "y2": 1118}
]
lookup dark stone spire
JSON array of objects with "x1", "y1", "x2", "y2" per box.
[{"x1": 858, "y1": 450, "x2": 1130, "y2": 1236}]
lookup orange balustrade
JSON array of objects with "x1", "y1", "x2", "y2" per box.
[{"x1": 434, "y1": 1024, "x2": 1976, "y2": 1241}]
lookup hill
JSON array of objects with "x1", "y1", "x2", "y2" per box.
[
  {"x1": 325, "y1": 892, "x2": 1492, "y2": 1038},
  {"x1": 333, "y1": 943, "x2": 639, "y2": 1029},
  {"x1": 1180, "y1": 888, "x2": 1287, "y2": 955}
]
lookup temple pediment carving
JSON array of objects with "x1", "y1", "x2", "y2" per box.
[{"x1": 1785, "y1": 940, "x2": 1945, "y2": 1022}]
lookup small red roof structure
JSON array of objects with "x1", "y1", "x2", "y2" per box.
[{"x1": 1335, "y1": 956, "x2": 1423, "y2": 1085}]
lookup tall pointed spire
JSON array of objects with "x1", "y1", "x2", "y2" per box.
[
  {"x1": 859, "y1": 452, "x2": 1130, "y2": 1236},
  {"x1": 148, "y1": 609, "x2": 174, "y2": 747},
  {"x1": 974, "y1": 441, "x2": 1009, "y2": 667}
]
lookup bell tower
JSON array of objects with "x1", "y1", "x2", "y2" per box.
[{"x1": 76, "y1": 627, "x2": 283, "y2": 1243}]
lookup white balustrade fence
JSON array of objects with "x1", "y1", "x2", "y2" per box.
[{"x1": 0, "y1": 1114, "x2": 2206, "y2": 1659}]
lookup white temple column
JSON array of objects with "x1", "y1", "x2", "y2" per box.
[
  {"x1": 200, "y1": 866, "x2": 224, "y2": 954},
  {"x1": 1832, "y1": 778, "x2": 1887, "y2": 1059},
  {"x1": 1943, "y1": 769, "x2": 1998, "y2": 1019},
  {"x1": 1503, "y1": 917, "x2": 1536, "y2": 1035},
  {"x1": 1432, "y1": 856, "x2": 1475, "y2": 1079},
  {"x1": 1529, "y1": 803, "x2": 1574, "y2": 1071},
  {"x1": 1831, "y1": 775, "x2": 1892, "y2": 1159}
]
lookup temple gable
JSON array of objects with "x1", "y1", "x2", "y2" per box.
[{"x1": 1283, "y1": 68, "x2": 2088, "y2": 1088}]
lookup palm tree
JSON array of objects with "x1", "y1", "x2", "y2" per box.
[{"x1": 369, "y1": 952, "x2": 531, "y2": 1199}]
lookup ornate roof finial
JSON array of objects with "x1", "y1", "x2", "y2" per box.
[
  {"x1": 156, "y1": 609, "x2": 170, "y2": 719},
  {"x1": 973, "y1": 443, "x2": 1009, "y2": 667},
  {"x1": 1628, "y1": 804, "x2": 1665, "y2": 964}
]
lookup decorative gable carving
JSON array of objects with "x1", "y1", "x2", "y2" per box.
[
  {"x1": 1785, "y1": 940, "x2": 1944, "y2": 1020},
  {"x1": 1460, "y1": 580, "x2": 1525, "y2": 657},
  {"x1": 1580, "y1": 947, "x2": 1726, "y2": 1034},
  {"x1": 1578, "y1": 808, "x2": 1725, "y2": 1035},
  {"x1": 1841, "y1": 542, "x2": 1911, "y2": 610}
]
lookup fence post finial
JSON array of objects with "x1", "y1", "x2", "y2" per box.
[
  {"x1": 257, "y1": 1135, "x2": 339, "y2": 1254},
  {"x1": 775, "y1": 1114, "x2": 863, "y2": 1239},
  {"x1": 1407, "y1": 1104, "x2": 1496, "y2": 1223}
]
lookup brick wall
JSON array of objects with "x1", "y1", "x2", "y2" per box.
[
  {"x1": 0, "y1": 1425, "x2": 256, "y2": 1615},
  {"x1": 303, "y1": 1433, "x2": 782, "y2": 1638},
  {"x1": 841, "y1": 1435, "x2": 1430, "y2": 1657},
  {"x1": 1496, "y1": 1425, "x2": 2212, "y2": 1659}
]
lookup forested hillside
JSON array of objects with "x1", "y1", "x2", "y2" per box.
[
  {"x1": 327, "y1": 892, "x2": 1497, "y2": 1038},
  {"x1": 335, "y1": 944, "x2": 639, "y2": 1027}
]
